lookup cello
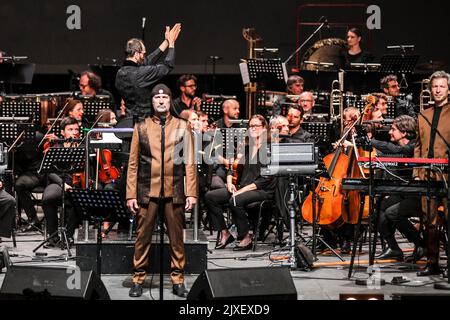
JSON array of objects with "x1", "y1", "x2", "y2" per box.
[{"x1": 301, "y1": 96, "x2": 376, "y2": 229}]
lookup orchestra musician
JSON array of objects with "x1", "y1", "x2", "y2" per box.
[
  {"x1": 172, "y1": 74, "x2": 202, "y2": 120},
  {"x1": 342, "y1": 27, "x2": 374, "y2": 68},
  {"x1": 413, "y1": 71, "x2": 450, "y2": 276},
  {"x1": 41, "y1": 117, "x2": 83, "y2": 248},
  {"x1": 204, "y1": 115, "x2": 275, "y2": 251},
  {"x1": 63, "y1": 99, "x2": 88, "y2": 129},
  {"x1": 14, "y1": 133, "x2": 46, "y2": 232},
  {"x1": 126, "y1": 84, "x2": 197, "y2": 298},
  {"x1": 272, "y1": 75, "x2": 305, "y2": 116},
  {"x1": 78, "y1": 71, "x2": 116, "y2": 116},
  {"x1": 287, "y1": 105, "x2": 314, "y2": 142},
  {"x1": 380, "y1": 74, "x2": 417, "y2": 118},
  {"x1": 209, "y1": 99, "x2": 244, "y2": 189},
  {"x1": 299, "y1": 91, "x2": 327, "y2": 123},
  {"x1": 372, "y1": 115, "x2": 424, "y2": 261}
]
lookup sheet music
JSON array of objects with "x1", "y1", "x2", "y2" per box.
[{"x1": 239, "y1": 62, "x2": 250, "y2": 85}]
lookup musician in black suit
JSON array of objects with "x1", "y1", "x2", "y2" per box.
[{"x1": 372, "y1": 115, "x2": 423, "y2": 261}]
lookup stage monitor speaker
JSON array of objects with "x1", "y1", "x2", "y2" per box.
[
  {"x1": 0, "y1": 265, "x2": 110, "y2": 300},
  {"x1": 187, "y1": 266, "x2": 297, "y2": 300}
]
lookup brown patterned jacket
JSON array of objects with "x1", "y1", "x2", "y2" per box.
[{"x1": 126, "y1": 115, "x2": 197, "y2": 204}]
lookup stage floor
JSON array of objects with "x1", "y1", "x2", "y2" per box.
[{"x1": 1, "y1": 222, "x2": 450, "y2": 300}]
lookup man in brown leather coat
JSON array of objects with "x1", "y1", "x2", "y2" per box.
[{"x1": 126, "y1": 84, "x2": 197, "y2": 298}]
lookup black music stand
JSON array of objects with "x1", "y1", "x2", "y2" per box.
[
  {"x1": 243, "y1": 58, "x2": 288, "y2": 109},
  {"x1": 380, "y1": 54, "x2": 420, "y2": 74},
  {"x1": 77, "y1": 96, "x2": 112, "y2": 124},
  {"x1": 33, "y1": 147, "x2": 85, "y2": 257},
  {"x1": 302, "y1": 122, "x2": 334, "y2": 143},
  {"x1": 220, "y1": 128, "x2": 247, "y2": 161},
  {"x1": 201, "y1": 99, "x2": 223, "y2": 122},
  {"x1": 67, "y1": 189, "x2": 128, "y2": 278},
  {"x1": 0, "y1": 98, "x2": 40, "y2": 123}
]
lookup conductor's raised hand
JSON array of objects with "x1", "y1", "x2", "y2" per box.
[
  {"x1": 167, "y1": 23, "x2": 181, "y2": 46},
  {"x1": 127, "y1": 199, "x2": 139, "y2": 214}
]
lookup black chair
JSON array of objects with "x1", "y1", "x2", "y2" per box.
[{"x1": 246, "y1": 199, "x2": 278, "y2": 251}]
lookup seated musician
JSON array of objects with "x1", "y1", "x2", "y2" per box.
[
  {"x1": 269, "y1": 115, "x2": 290, "y2": 143},
  {"x1": 370, "y1": 115, "x2": 423, "y2": 261},
  {"x1": 63, "y1": 98, "x2": 89, "y2": 130},
  {"x1": 79, "y1": 71, "x2": 117, "y2": 116},
  {"x1": 172, "y1": 74, "x2": 202, "y2": 120},
  {"x1": 210, "y1": 99, "x2": 244, "y2": 189},
  {"x1": 324, "y1": 107, "x2": 361, "y2": 253},
  {"x1": 299, "y1": 91, "x2": 327, "y2": 123},
  {"x1": 287, "y1": 105, "x2": 314, "y2": 142},
  {"x1": 0, "y1": 179, "x2": 15, "y2": 242},
  {"x1": 14, "y1": 131, "x2": 46, "y2": 232},
  {"x1": 41, "y1": 117, "x2": 83, "y2": 248},
  {"x1": 380, "y1": 74, "x2": 417, "y2": 118},
  {"x1": 204, "y1": 115, "x2": 275, "y2": 251},
  {"x1": 272, "y1": 75, "x2": 304, "y2": 116}
]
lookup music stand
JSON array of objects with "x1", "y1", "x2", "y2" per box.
[
  {"x1": 201, "y1": 99, "x2": 223, "y2": 122},
  {"x1": 302, "y1": 122, "x2": 334, "y2": 143},
  {"x1": 33, "y1": 147, "x2": 85, "y2": 257},
  {"x1": 380, "y1": 54, "x2": 419, "y2": 74},
  {"x1": 77, "y1": 96, "x2": 112, "y2": 124},
  {"x1": 0, "y1": 98, "x2": 40, "y2": 123},
  {"x1": 241, "y1": 58, "x2": 288, "y2": 109},
  {"x1": 67, "y1": 189, "x2": 128, "y2": 278},
  {"x1": 220, "y1": 128, "x2": 247, "y2": 161}
]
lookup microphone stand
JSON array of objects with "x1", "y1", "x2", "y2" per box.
[
  {"x1": 158, "y1": 115, "x2": 166, "y2": 300},
  {"x1": 284, "y1": 18, "x2": 328, "y2": 65},
  {"x1": 417, "y1": 110, "x2": 450, "y2": 289}
]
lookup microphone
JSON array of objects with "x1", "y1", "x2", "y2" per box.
[
  {"x1": 142, "y1": 17, "x2": 146, "y2": 29},
  {"x1": 209, "y1": 56, "x2": 222, "y2": 60}
]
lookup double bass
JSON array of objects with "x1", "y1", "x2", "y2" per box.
[{"x1": 301, "y1": 96, "x2": 376, "y2": 228}]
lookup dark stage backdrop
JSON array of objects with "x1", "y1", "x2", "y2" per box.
[
  {"x1": 0, "y1": 0, "x2": 448, "y2": 105},
  {"x1": 0, "y1": 0, "x2": 448, "y2": 75}
]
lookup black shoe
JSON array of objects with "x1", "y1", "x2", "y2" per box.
[
  {"x1": 375, "y1": 248, "x2": 404, "y2": 261},
  {"x1": 417, "y1": 263, "x2": 441, "y2": 277},
  {"x1": 129, "y1": 283, "x2": 143, "y2": 297},
  {"x1": 173, "y1": 283, "x2": 189, "y2": 298},
  {"x1": 232, "y1": 242, "x2": 252, "y2": 251},
  {"x1": 215, "y1": 234, "x2": 235, "y2": 249}
]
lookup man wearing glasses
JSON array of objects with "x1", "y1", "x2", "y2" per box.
[
  {"x1": 298, "y1": 91, "x2": 327, "y2": 123},
  {"x1": 380, "y1": 74, "x2": 417, "y2": 118},
  {"x1": 172, "y1": 74, "x2": 202, "y2": 120},
  {"x1": 115, "y1": 23, "x2": 181, "y2": 119}
]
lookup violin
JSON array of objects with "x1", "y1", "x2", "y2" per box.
[{"x1": 97, "y1": 149, "x2": 120, "y2": 184}]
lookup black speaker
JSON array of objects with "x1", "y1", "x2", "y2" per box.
[
  {"x1": 0, "y1": 265, "x2": 110, "y2": 300},
  {"x1": 187, "y1": 266, "x2": 297, "y2": 300}
]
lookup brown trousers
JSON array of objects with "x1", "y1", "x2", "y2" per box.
[{"x1": 132, "y1": 198, "x2": 185, "y2": 285}]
